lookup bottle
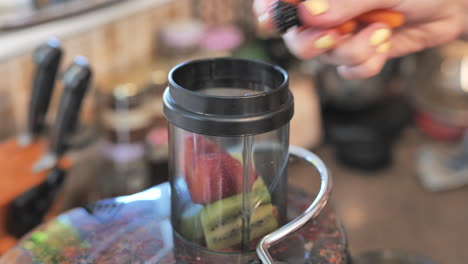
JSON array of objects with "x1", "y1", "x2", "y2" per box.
[
  {"x1": 144, "y1": 69, "x2": 169, "y2": 186},
  {"x1": 90, "y1": 84, "x2": 153, "y2": 200}
]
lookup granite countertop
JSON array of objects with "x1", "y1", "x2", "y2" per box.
[
  {"x1": 2, "y1": 125, "x2": 465, "y2": 263},
  {"x1": 289, "y1": 128, "x2": 468, "y2": 264},
  {"x1": 61, "y1": 127, "x2": 468, "y2": 263}
]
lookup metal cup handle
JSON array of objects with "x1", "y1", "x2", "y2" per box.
[{"x1": 256, "y1": 145, "x2": 333, "y2": 264}]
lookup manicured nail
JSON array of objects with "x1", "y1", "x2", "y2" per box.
[
  {"x1": 303, "y1": 0, "x2": 329, "y2": 16},
  {"x1": 314, "y1": 34, "x2": 335, "y2": 49},
  {"x1": 258, "y1": 13, "x2": 269, "y2": 24},
  {"x1": 370, "y1": 28, "x2": 391, "y2": 46},
  {"x1": 377, "y1": 41, "x2": 391, "y2": 53}
]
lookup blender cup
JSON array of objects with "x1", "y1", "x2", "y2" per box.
[{"x1": 164, "y1": 58, "x2": 332, "y2": 262}]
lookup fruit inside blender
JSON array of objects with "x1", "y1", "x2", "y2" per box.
[{"x1": 172, "y1": 131, "x2": 288, "y2": 253}]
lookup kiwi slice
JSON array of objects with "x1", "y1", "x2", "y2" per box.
[
  {"x1": 200, "y1": 178, "x2": 271, "y2": 231},
  {"x1": 200, "y1": 177, "x2": 278, "y2": 250},
  {"x1": 203, "y1": 203, "x2": 278, "y2": 250},
  {"x1": 180, "y1": 203, "x2": 205, "y2": 242}
]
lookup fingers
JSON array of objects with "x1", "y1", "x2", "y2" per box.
[
  {"x1": 253, "y1": 0, "x2": 276, "y2": 33},
  {"x1": 321, "y1": 23, "x2": 392, "y2": 65},
  {"x1": 314, "y1": 22, "x2": 393, "y2": 79},
  {"x1": 337, "y1": 44, "x2": 390, "y2": 80},
  {"x1": 298, "y1": 0, "x2": 401, "y2": 28},
  {"x1": 251, "y1": 0, "x2": 403, "y2": 79},
  {"x1": 283, "y1": 28, "x2": 342, "y2": 59}
]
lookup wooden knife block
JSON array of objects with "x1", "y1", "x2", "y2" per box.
[{"x1": 0, "y1": 138, "x2": 70, "y2": 255}]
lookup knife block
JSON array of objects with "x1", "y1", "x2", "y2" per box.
[{"x1": 0, "y1": 139, "x2": 71, "y2": 254}]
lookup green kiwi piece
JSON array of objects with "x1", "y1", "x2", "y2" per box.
[
  {"x1": 252, "y1": 176, "x2": 267, "y2": 190},
  {"x1": 180, "y1": 203, "x2": 205, "y2": 242},
  {"x1": 203, "y1": 203, "x2": 279, "y2": 250},
  {"x1": 200, "y1": 177, "x2": 279, "y2": 250},
  {"x1": 200, "y1": 177, "x2": 271, "y2": 231}
]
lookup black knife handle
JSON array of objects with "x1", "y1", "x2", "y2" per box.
[
  {"x1": 49, "y1": 56, "x2": 92, "y2": 157},
  {"x1": 27, "y1": 38, "x2": 63, "y2": 137},
  {"x1": 6, "y1": 168, "x2": 66, "y2": 238}
]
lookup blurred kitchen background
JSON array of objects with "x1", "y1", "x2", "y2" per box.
[{"x1": 0, "y1": 0, "x2": 468, "y2": 263}]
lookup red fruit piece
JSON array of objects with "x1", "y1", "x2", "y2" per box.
[
  {"x1": 222, "y1": 153, "x2": 257, "y2": 193},
  {"x1": 183, "y1": 135, "x2": 259, "y2": 204},
  {"x1": 187, "y1": 153, "x2": 237, "y2": 204},
  {"x1": 184, "y1": 135, "x2": 222, "y2": 179}
]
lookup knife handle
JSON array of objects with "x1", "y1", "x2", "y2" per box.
[
  {"x1": 27, "y1": 38, "x2": 63, "y2": 137},
  {"x1": 49, "y1": 56, "x2": 92, "y2": 157},
  {"x1": 6, "y1": 168, "x2": 66, "y2": 238}
]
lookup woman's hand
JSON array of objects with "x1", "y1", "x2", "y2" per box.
[{"x1": 254, "y1": 0, "x2": 465, "y2": 79}]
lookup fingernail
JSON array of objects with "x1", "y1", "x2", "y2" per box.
[
  {"x1": 377, "y1": 41, "x2": 391, "y2": 53},
  {"x1": 314, "y1": 34, "x2": 335, "y2": 49},
  {"x1": 258, "y1": 13, "x2": 269, "y2": 24},
  {"x1": 370, "y1": 28, "x2": 391, "y2": 46},
  {"x1": 304, "y1": 0, "x2": 329, "y2": 16}
]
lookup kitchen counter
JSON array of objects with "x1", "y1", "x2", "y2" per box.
[
  {"x1": 2, "y1": 123, "x2": 465, "y2": 263},
  {"x1": 289, "y1": 128, "x2": 468, "y2": 264},
  {"x1": 61, "y1": 126, "x2": 468, "y2": 263}
]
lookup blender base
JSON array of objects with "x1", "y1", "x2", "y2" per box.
[{"x1": 0, "y1": 183, "x2": 349, "y2": 264}]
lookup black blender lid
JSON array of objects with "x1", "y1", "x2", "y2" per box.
[{"x1": 163, "y1": 58, "x2": 294, "y2": 136}]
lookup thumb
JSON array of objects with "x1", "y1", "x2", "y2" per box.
[{"x1": 298, "y1": 0, "x2": 401, "y2": 28}]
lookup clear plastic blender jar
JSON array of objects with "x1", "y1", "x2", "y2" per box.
[{"x1": 163, "y1": 58, "x2": 294, "y2": 253}]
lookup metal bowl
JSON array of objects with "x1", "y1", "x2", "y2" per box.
[{"x1": 354, "y1": 250, "x2": 438, "y2": 264}]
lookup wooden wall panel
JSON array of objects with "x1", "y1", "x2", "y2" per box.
[{"x1": 0, "y1": 0, "x2": 193, "y2": 140}]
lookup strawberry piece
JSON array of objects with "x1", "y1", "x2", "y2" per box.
[
  {"x1": 183, "y1": 135, "x2": 259, "y2": 204},
  {"x1": 184, "y1": 135, "x2": 222, "y2": 179},
  {"x1": 186, "y1": 153, "x2": 237, "y2": 204},
  {"x1": 222, "y1": 153, "x2": 257, "y2": 193}
]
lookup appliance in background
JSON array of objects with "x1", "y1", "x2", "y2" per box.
[
  {"x1": 410, "y1": 41, "x2": 468, "y2": 192},
  {"x1": 96, "y1": 84, "x2": 153, "y2": 199},
  {"x1": 418, "y1": 133, "x2": 468, "y2": 192},
  {"x1": 408, "y1": 42, "x2": 468, "y2": 142},
  {"x1": 55, "y1": 77, "x2": 166, "y2": 211},
  {"x1": 315, "y1": 59, "x2": 412, "y2": 171},
  {"x1": 145, "y1": 69, "x2": 169, "y2": 186}
]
